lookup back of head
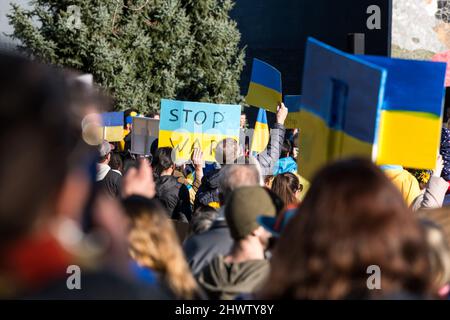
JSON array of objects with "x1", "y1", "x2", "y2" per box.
[
  {"x1": 215, "y1": 138, "x2": 240, "y2": 165},
  {"x1": 109, "y1": 153, "x2": 123, "y2": 172},
  {"x1": 260, "y1": 158, "x2": 431, "y2": 299},
  {"x1": 0, "y1": 53, "x2": 90, "y2": 244},
  {"x1": 421, "y1": 219, "x2": 450, "y2": 294},
  {"x1": 225, "y1": 186, "x2": 276, "y2": 240},
  {"x1": 152, "y1": 147, "x2": 174, "y2": 177},
  {"x1": 280, "y1": 139, "x2": 292, "y2": 158},
  {"x1": 271, "y1": 172, "x2": 301, "y2": 207},
  {"x1": 218, "y1": 163, "x2": 262, "y2": 204},
  {"x1": 123, "y1": 196, "x2": 199, "y2": 299},
  {"x1": 190, "y1": 205, "x2": 219, "y2": 235}
]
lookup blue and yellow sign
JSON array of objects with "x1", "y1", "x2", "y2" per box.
[
  {"x1": 158, "y1": 99, "x2": 241, "y2": 162},
  {"x1": 245, "y1": 58, "x2": 282, "y2": 113}
]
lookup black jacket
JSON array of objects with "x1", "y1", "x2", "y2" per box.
[
  {"x1": 155, "y1": 175, "x2": 192, "y2": 222},
  {"x1": 183, "y1": 219, "x2": 233, "y2": 276},
  {"x1": 96, "y1": 169, "x2": 122, "y2": 198},
  {"x1": 193, "y1": 168, "x2": 222, "y2": 210}
]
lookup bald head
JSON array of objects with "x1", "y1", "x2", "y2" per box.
[{"x1": 219, "y1": 164, "x2": 262, "y2": 204}]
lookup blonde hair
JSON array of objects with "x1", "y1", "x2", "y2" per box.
[
  {"x1": 422, "y1": 220, "x2": 450, "y2": 291},
  {"x1": 126, "y1": 198, "x2": 199, "y2": 299}
]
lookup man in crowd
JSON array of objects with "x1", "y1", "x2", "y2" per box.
[
  {"x1": 184, "y1": 163, "x2": 262, "y2": 275},
  {"x1": 196, "y1": 186, "x2": 275, "y2": 299},
  {"x1": 96, "y1": 140, "x2": 122, "y2": 198}
]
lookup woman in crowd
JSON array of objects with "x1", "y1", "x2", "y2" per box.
[
  {"x1": 124, "y1": 196, "x2": 202, "y2": 300},
  {"x1": 421, "y1": 219, "x2": 450, "y2": 299},
  {"x1": 270, "y1": 172, "x2": 302, "y2": 209},
  {"x1": 259, "y1": 158, "x2": 432, "y2": 299},
  {"x1": 152, "y1": 147, "x2": 192, "y2": 222}
]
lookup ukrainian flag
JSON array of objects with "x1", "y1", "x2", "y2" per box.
[
  {"x1": 246, "y1": 58, "x2": 282, "y2": 113},
  {"x1": 251, "y1": 108, "x2": 270, "y2": 154},
  {"x1": 101, "y1": 112, "x2": 124, "y2": 142},
  {"x1": 359, "y1": 55, "x2": 446, "y2": 169}
]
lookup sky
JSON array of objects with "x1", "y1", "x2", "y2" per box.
[{"x1": 0, "y1": 0, "x2": 28, "y2": 48}]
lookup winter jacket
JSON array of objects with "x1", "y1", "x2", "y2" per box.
[
  {"x1": 183, "y1": 218, "x2": 233, "y2": 276},
  {"x1": 194, "y1": 168, "x2": 222, "y2": 210},
  {"x1": 196, "y1": 255, "x2": 270, "y2": 300},
  {"x1": 384, "y1": 168, "x2": 421, "y2": 207},
  {"x1": 257, "y1": 123, "x2": 286, "y2": 176},
  {"x1": 155, "y1": 175, "x2": 192, "y2": 222},
  {"x1": 96, "y1": 163, "x2": 122, "y2": 198},
  {"x1": 273, "y1": 156, "x2": 298, "y2": 176},
  {"x1": 412, "y1": 176, "x2": 449, "y2": 211}
]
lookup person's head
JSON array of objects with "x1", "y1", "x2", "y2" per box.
[
  {"x1": 124, "y1": 196, "x2": 199, "y2": 299},
  {"x1": 280, "y1": 139, "x2": 292, "y2": 158},
  {"x1": 215, "y1": 138, "x2": 241, "y2": 165},
  {"x1": 421, "y1": 219, "x2": 450, "y2": 297},
  {"x1": 271, "y1": 172, "x2": 302, "y2": 208},
  {"x1": 152, "y1": 147, "x2": 175, "y2": 177},
  {"x1": 225, "y1": 186, "x2": 276, "y2": 253},
  {"x1": 97, "y1": 140, "x2": 114, "y2": 164},
  {"x1": 218, "y1": 163, "x2": 262, "y2": 205},
  {"x1": 0, "y1": 53, "x2": 95, "y2": 245},
  {"x1": 109, "y1": 152, "x2": 123, "y2": 173},
  {"x1": 259, "y1": 158, "x2": 432, "y2": 299},
  {"x1": 240, "y1": 113, "x2": 247, "y2": 128},
  {"x1": 190, "y1": 205, "x2": 219, "y2": 235}
]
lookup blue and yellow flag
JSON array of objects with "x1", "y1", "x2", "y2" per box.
[
  {"x1": 298, "y1": 38, "x2": 386, "y2": 180},
  {"x1": 251, "y1": 108, "x2": 270, "y2": 154},
  {"x1": 246, "y1": 59, "x2": 282, "y2": 113},
  {"x1": 358, "y1": 55, "x2": 446, "y2": 169},
  {"x1": 298, "y1": 38, "x2": 446, "y2": 181},
  {"x1": 101, "y1": 112, "x2": 124, "y2": 142}
]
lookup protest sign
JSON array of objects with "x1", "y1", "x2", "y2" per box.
[
  {"x1": 284, "y1": 95, "x2": 302, "y2": 129},
  {"x1": 158, "y1": 99, "x2": 241, "y2": 162},
  {"x1": 298, "y1": 38, "x2": 446, "y2": 180},
  {"x1": 245, "y1": 58, "x2": 282, "y2": 113},
  {"x1": 131, "y1": 117, "x2": 160, "y2": 155}
]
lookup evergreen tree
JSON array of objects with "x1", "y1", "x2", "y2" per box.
[
  {"x1": 7, "y1": 0, "x2": 244, "y2": 113},
  {"x1": 179, "y1": 0, "x2": 245, "y2": 104}
]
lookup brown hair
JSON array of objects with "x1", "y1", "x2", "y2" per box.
[
  {"x1": 124, "y1": 196, "x2": 200, "y2": 299},
  {"x1": 271, "y1": 173, "x2": 302, "y2": 207},
  {"x1": 259, "y1": 158, "x2": 432, "y2": 299}
]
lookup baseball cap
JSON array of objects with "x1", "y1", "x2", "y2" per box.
[
  {"x1": 225, "y1": 186, "x2": 276, "y2": 240},
  {"x1": 98, "y1": 140, "x2": 115, "y2": 157}
]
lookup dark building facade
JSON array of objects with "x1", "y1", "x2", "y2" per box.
[{"x1": 231, "y1": 0, "x2": 392, "y2": 97}]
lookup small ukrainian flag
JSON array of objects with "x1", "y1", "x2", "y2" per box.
[
  {"x1": 246, "y1": 58, "x2": 282, "y2": 113},
  {"x1": 251, "y1": 108, "x2": 270, "y2": 154},
  {"x1": 101, "y1": 112, "x2": 124, "y2": 142}
]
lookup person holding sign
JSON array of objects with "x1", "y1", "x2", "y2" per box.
[
  {"x1": 153, "y1": 147, "x2": 192, "y2": 223},
  {"x1": 194, "y1": 103, "x2": 289, "y2": 210}
]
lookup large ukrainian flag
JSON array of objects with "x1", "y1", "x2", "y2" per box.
[
  {"x1": 358, "y1": 55, "x2": 446, "y2": 170},
  {"x1": 245, "y1": 58, "x2": 282, "y2": 113},
  {"x1": 101, "y1": 112, "x2": 124, "y2": 142},
  {"x1": 298, "y1": 38, "x2": 386, "y2": 180},
  {"x1": 251, "y1": 108, "x2": 270, "y2": 154}
]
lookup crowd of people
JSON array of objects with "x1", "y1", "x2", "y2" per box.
[{"x1": 1, "y1": 51, "x2": 450, "y2": 300}]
